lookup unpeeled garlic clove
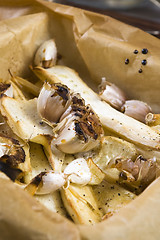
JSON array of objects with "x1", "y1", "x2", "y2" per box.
[
  {"x1": 64, "y1": 158, "x2": 91, "y2": 185},
  {"x1": 34, "y1": 39, "x2": 57, "y2": 68},
  {"x1": 99, "y1": 78, "x2": 126, "y2": 110},
  {"x1": 53, "y1": 104, "x2": 103, "y2": 154},
  {"x1": 121, "y1": 100, "x2": 152, "y2": 123},
  {"x1": 37, "y1": 82, "x2": 71, "y2": 123},
  {"x1": 0, "y1": 83, "x2": 13, "y2": 97}
]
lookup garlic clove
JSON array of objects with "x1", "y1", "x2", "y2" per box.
[
  {"x1": 37, "y1": 82, "x2": 71, "y2": 123},
  {"x1": 121, "y1": 100, "x2": 152, "y2": 123},
  {"x1": 0, "y1": 83, "x2": 13, "y2": 97},
  {"x1": 36, "y1": 171, "x2": 66, "y2": 195},
  {"x1": 53, "y1": 105, "x2": 103, "y2": 154},
  {"x1": 99, "y1": 78, "x2": 126, "y2": 110},
  {"x1": 34, "y1": 39, "x2": 57, "y2": 68},
  {"x1": 64, "y1": 158, "x2": 91, "y2": 185}
]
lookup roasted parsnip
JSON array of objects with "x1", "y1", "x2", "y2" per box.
[{"x1": 32, "y1": 66, "x2": 160, "y2": 150}]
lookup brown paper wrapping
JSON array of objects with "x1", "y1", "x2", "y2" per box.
[{"x1": 0, "y1": 0, "x2": 160, "y2": 239}]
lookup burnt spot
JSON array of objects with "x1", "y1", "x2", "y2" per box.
[
  {"x1": 75, "y1": 121, "x2": 87, "y2": 142},
  {"x1": 0, "y1": 146, "x2": 25, "y2": 168},
  {"x1": 74, "y1": 112, "x2": 83, "y2": 118},
  {"x1": 137, "y1": 155, "x2": 147, "y2": 162},
  {"x1": 0, "y1": 83, "x2": 10, "y2": 93},
  {"x1": 0, "y1": 161, "x2": 22, "y2": 181},
  {"x1": 0, "y1": 134, "x2": 25, "y2": 168},
  {"x1": 72, "y1": 95, "x2": 85, "y2": 106},
  {"x1": 72, "y1": 105, "x2": 86, "y2": 114},
  {"x1": 51, "y1": 83, "x2": 69, "y2": 102},
  {"x1": 30, "y1": 172, "x2": 46, "y2": 187}
]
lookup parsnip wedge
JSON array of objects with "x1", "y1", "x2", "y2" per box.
[
  {"x1": 32, "y1": 66, "x2": 160, "y2": 150},
  {"x1": 12, "y1": 76, "x2": 40, "y2": 97},
  {"x1": 92, "y1": 180, "x2": 136, "y2": 217},
  {"x1": 0, "y1": 96, "x2": 52, "y2": 141},
  {"x1": 25, "y1": 142, "x2": 66, "y2": 216},
  {"x1": 32, "y1": 134, "x2": 64, "y2": 172},
  {"x1": 25, "y1": 142, "x2": 51, "y2": 183},
  {"x1": 93, "y1": 136, "x2": 138, "y2": 174},
  {"x1": 61, "y1": 184, "x2": 102, "y2": 225},
  {"x1": 0, "y1": 96, "x2": 63, "y2": 171},
  {"x1": 11, "y1": 81, "x2": 26, "y2": 100}
]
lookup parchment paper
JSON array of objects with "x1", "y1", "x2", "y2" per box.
[{"x1": 0, "y1": 0, "x2": 160, "y2": 239}]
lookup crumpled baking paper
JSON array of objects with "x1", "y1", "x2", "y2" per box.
[{"x1": 0, "y1": 0, "x2": 160, "y2": 239}]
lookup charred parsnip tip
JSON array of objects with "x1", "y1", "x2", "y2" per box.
[
  {"x1": 34, "y1": 39, "x2": 57, "y2": 68},
  {"x1": 64, "y1": 158, "x2": 91, "y2": 185},
  {"x1": 0, "y1": 135, "x2": 26, "y2": 181},
  {"x1": 0, "y1": 83, "x2": 13, "y2": 97},
  {"x1": 53, "y1": 96, "x2": 103, "y2": 154},
  {"x1": 121, "y1": 100, "x2": 152, "y2": 123},
  {"x1": 37, "y1": 82, "x2": 71, "y2": 123},
  {"x1": 99, "y1": 78, "x2": 126, "y2": 110}
]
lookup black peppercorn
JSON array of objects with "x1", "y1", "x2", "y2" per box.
[
  {"x1": 142, "y1": 48, "x2": 148, "y2": 54},
  {"x1": 138, "y1": 69, "x2": 143, "y2": 73},
  {"x1": 125, "y1": 58, "x2": 129, "y2": 64},
  {"x1": 142, "y1": 59, "x2": 147, "y2": 65},
  {"x1": 134, "y1": 50, "x2": 138, "y2": 54}
]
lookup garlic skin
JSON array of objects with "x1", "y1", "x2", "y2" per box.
[
  {"x1": 121, "y1": 100, "x2": 152, "y2": 123},
  {"x1": 36, "y1": 171, "x2": 66, "y2": 195},
  {"x1": 37, "y1": 82, "x2": 71, "y2": 123},
  {"x1": 0, "y1": 83, "x2": 13, "y2": 97},
  {"x1": 64, "y1": 158, "x2": 91, "y2": 185},
  {"x1": 53, "y1": 102, "x2": 103, "y2": 154},
  {"x1": 34, "y1": 39, "x2": 57, "y2": 68},
  {"x1": 99, "y1": 78, "x2": 126, "y2": 110},
  {"x1": 145, "y1": 113, "x2": 160, "y2": 127}
]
